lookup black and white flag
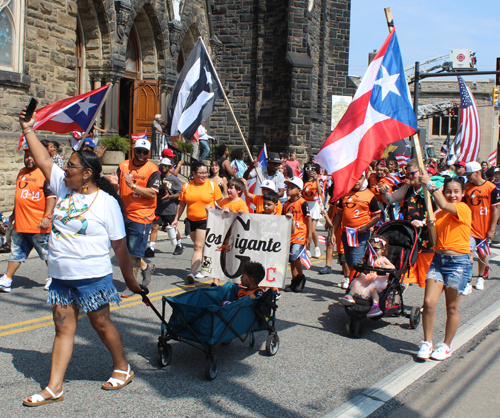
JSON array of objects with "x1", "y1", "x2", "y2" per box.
[{"x1": 166, "y1": 37, "x2": 224, "y2": 141}]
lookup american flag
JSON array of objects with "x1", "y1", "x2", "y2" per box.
[
  {"x1": 488, "y1": 150, "x2": 497, "y2": 167},
  {"x1": 346, "y1": 227, "x2": 359, "y2": 247},
  {"x1": 476, "y1": 239, "x2": 491, "y2": 258},
  {"x1": 385, "y1": 174, "x2": 402, "y2": 186},
  {"x1": 298, "y1": 247, "x2": 312, "y2": 269},
  {"x1": 395, "y1": 154, "x2": 410, "y2": 167},
  {"x1": 456, "y1": 76, "x2": 481, "y2": 163},
  {"x1": 318, "y1": 234, "x2": 327, "y2": 245}
]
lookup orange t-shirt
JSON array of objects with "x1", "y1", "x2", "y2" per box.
[
  {"x1": 434, "y1": 202, "x2": 471, "y2": 254},
  {"x1": 180, "y1": 180, "x2": 223, "y2": 221},
  {"x1": 118, "y1": 160, "x2": 160, "y2": 224},
  {"x1": 283, "y1": 197, "x2": 310, "y2": 244},
  {"x1": 14, "y1": 167, "x2": 55, "y2": 233},
  {"x1": 238, "y1": 287, "x2": 264, "y2": 299},
  {"x1": 337, "y1": 188, "x2": 381, "y2": 230},
  {"x1": 302, "y1": 180, "x2": 321, "y2": 202},
  {"x1": 251, "y1": 195, "x2": 283, "y2": 214},
  {"x1": 464, "y1": 181, "x2": 500, "y2": 238},
  {"x1": 368, "y1": 173, "x2": 393, "y2": 202},
  {"x1": 219, "y1": 197, "x2": 249, "y2": 213}
]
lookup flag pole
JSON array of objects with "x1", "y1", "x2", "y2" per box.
[
  {"x1": 384, "y1": 8, "x2": 435, "y2": 230},
  {"x1": 198, "y1": 37, "x2": 263, "y2": 183}
]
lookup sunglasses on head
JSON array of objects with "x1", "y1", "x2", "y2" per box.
[{"x1": 135, "y1": 149, "x2": 149, "y2": 155}]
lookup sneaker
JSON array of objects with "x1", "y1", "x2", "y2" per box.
[
  {"x1": 318, "y1": 266, "x2": 332, "y2": 275},
  {"x1": 340, "y1": 277, "x2": 350, "y2": 289},
  {"x1": 275, "y1": 292, "x2": 281, "y2": 300},
  {"x1": 306, "y1": 250, "x2": 312, "y2": 258},
  {"x1": 314, "y1": 247, "x2": 321, "y2": 258},
  {"x1": 416, "y1": 340, "x2": 433, "y2": 361},
  {"x1": 144, "y1": 247, "x2": 155, "y2": 258},
  {"x1": 483, "y1": 266, "x2": 490, "y2": 279},
  {"x1": 121, "y1": 288, "x2": 134, "y2": 298},
  {"x1": 475, "y1": 277, "x2": 485, "y2": 290},
  {"x1": 430, "y1": 343, "x2": 452, "y2": 361},
  {"x1": 0, "y1": 274, "x2": 12, "y2": 293},
  {"x1": 367, "y1": 304, "x2": 383, "y2": 318},
  {"x1": 338, "y1": 294, "x2": 355, "y2": 306},
  {"x1": 195, "y1": 272, "x2": 205, "y2": 279},
  {"x1": 186, "y1": 273, "x2": 195, "y2": 284},
  {"x1": 173, "y1": 244, "x2": 183, "y2": 255},
  {"x1": 44, "y1": 277, "x2": 52, "y2": 291},
  {"x1": 141, "y1": 263, "x2": 155, "y2": 287},
  {"x1": 463, "y1": 282, "x2": 473, "y2": 295}
]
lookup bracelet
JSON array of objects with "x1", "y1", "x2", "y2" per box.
[
  {"x1": 131, "y1": 184, "x2": 137, "y2": 191},
  {"x1": 23, "y1": 128, "x2": 33, "y2": 135},
  {"x1": 425, "y1": 181, "x2": 437, "y2": 193}
]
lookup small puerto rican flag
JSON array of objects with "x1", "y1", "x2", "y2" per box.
[
  {"x1": 385, "y1": 174, "x2": 402, "y2": 186},
  {"x1": 476, "y1": 239, "x2": 491, "y2": 258},
  {"x1": 131, "y1": 132, "x2": 148, "y2": 141},
  {"x1": 298, "y1": 247, "x2": 312, "y2": 269},
  {"x1": 318, "y1": 234, "x2": 327, "y2": 245},
  {"x1": 367, "y1": 242, "x2": 378, "y2": 267},
  {"x1": 345, "y1": 227, "x2": 359, "y2": 247}
]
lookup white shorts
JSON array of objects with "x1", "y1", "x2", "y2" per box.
[{"x1": 307, "y1": 200, "x2": 321, "y2": 220}]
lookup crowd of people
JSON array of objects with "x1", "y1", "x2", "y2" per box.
[{"x1": 2, "y1": 107, "x2": 499, "y2": 405}]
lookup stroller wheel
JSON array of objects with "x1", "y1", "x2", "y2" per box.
[
  {"x1": 157, "y1": 343, "x2": 172, "y2": 367},
  {"x1": 346, "y1": 319, "x2": 362, "y2": 338},
  {"x1": 265, "y1": 333, "x2": 280, "y2": 356},
  {"x1": 205, "y1": 357, "x2": 219, "y2": 381},
  {"x1": 409, "y1": 306, "x2": 421, "y2": 329}
]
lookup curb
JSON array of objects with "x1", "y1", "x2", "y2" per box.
[{"x1": 323, "y1": 298, "x2": 500, "y2": 418}]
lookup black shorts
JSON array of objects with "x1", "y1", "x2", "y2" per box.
[
  {"x1": 154, "y1": 215, "x2": 175, "y2": 226},
  {"x1": 186, "y1": 219, "x2": 207, "y2": 233}
]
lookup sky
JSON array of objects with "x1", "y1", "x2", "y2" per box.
[{"x1": 348, "y1": 0, "x2": 499, "y2": 80}]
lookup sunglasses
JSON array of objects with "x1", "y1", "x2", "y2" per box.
[
  {"x1": 64, "y1": 162, "x2": 84, "y2": 170},
  {"x1": 305, "y1": 167, "x2": 316, "y2": 172},
  {"x1": 135, "y1": 149, "x2": 149, "y2": 155},
  {"x1": 407, "y1": 171, "x2": 419, "y2": 177}
]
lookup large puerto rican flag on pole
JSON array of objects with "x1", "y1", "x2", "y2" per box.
[
  {"x1": 18, "y1": 85, "x2": 110, "y2": 150},
  {"x1": 315, "y1": 30, "x2": 417, "y2": 202}
]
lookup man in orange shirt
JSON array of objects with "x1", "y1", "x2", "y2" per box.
[
  {"x1": 107, "y1": 139, "x2": 160, "y2": 296},
  {"x1": 463, "y1": 162, "x2": 499, "y2": 291},
  {"x1": 0, "y1": 149, "x2": 56, "y2": 293}
]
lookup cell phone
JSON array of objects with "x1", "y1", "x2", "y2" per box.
[
  {"x1": 181, "y1": 155, "x2": 184, "y2": 160},
  {"x1": 24, "y1": 97, "x2": 38, "y2": 121}
]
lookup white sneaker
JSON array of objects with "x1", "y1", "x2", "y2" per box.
[
  {"x1": 0, "y1": 274, "x2": 12, "y2": 293},
  {"x1": 340, "y1": 277, "x2": 350, "y2": 289},
  {"x1": 416, "y1": 340, "x2": 433, "y2": 361},
  {"x1": 463, "y1": 282, "x2": 473, "y2": 295},
  {"x1": 430, "y1": 343, "x2": 452, "y2": 361},
  {"x1": 314, "y1": 247, "x2": 321, "y2": 258},
  {"x1": 475, "y1": 277, "x2": 484, "y2": 290},
  {"x1": 195, "y1": 272, "x2": 205, "y2": 279},
  {"x1": 44, "y1": 277, "x2": 52, "y2": 291},
  {"x1": 306, "y1": 250, "x2": 312, "y2": 258}
]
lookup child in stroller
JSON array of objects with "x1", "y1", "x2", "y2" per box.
[
  {"x1": 338, "y1": 235, "x2": 395, "y2": 318},
  {"x1": 223, "y1": 261, "x2": 265, "y2": 305}
]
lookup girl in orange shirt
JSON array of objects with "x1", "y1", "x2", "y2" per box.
[
  {"x1": 302, "y1": 162, "x2": 322, "y2": 258},
  {"x1": 416, "y1": 176, "x2": 472, "y2": 363}
]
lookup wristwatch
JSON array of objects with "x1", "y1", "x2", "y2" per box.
[
  {"x1": 43, "y1": 213, "x2": 53, "y2": 220},
  {"x1": 132, "y1": 184, "x2": 137, "y2": 191}
]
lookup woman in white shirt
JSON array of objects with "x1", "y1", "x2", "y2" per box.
[{"x1": 19, "y1": 110, "x2": 144, "y2": 407}]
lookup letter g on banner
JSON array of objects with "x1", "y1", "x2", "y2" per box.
[{"x1": 220, "y1": 216, "x2": 250, "y2": 278}]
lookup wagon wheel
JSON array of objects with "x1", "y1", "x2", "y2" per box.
[
  {"x1": 205, "y1": 357, "x2": 219, "y2": 381},
  {"x1": 346, "y1": 319, "x2": 362, "y2": 338},
  {"x1": 409, "y1": 306, "x2": 421, "y2": 329},
  {"x1": 157, "y1": 343, "x2": 172, "y2": 368},
  {"x1": 249, "y1": 332, "x2": 255, "y2": 348},
  {"x1": 265, "y1": 333, "x2": 279, "y2": 356}
]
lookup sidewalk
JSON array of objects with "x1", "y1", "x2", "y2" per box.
[{"x1": 386, "y1": 326, "x2": 500, "y2": 418}]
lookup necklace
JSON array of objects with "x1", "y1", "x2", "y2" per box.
[{"x1": 67, "y1": 188, "x2": 100, "y2": 219}]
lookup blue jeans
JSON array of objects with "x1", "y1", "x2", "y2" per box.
[
  {"x1": 199, "y1": 140, "x2": 210, "y2": 161},
  {"x1": 427, "y1": 253, "x2": 471, "y2": 294},
  {"x1": 125, "y1": 219, "x2": 153, "y2": 258},
  {"x1": 341, "y1": 230, "x2": 371, "y2": 268},
  {"x1": 9, "y1": 230, "x2": 49, "y2": 262}
]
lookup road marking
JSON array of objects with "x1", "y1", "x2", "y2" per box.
[{"x1": 323, "y1": 298, "x2": 500, "y2": 418}]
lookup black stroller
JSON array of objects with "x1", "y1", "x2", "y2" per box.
[{"x1": 344, "y1": 220, "x2": 421, "y2": 338}]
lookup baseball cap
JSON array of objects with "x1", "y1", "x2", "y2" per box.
[
  {"x1": 285, "y1": 176, "x2": 303, "y2": 190},
  {"x1": 83, "y1": 138, "x2": 97, "y2": 148},
  {"x1": 464, "y1": 161, "x2": 481, "y2": 175},
  {"x1": 162, "y1": 148, "x2": 176, "y2": 157},
  {"x1": 134, "y1": 139, "x2": 151, "y2": 150},
  {"x1": 261, "y1": 179, "x2": 276, "y2": 191},
  {"x1": 494, "y1": 168, "x2": 500, "y2": 173},
  {"x1": 427, "y1": 167, "x2": 436, "y2": 175},
  {"x1": 455, "y1": 161, "x2": 466, "y2": 168},
  {"x1": 159, "y1": 158, "x2": 172, "y2": 166}
]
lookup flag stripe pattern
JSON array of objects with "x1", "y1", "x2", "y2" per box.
[
  {"x1": 318, "y1": 234, "x2": 327, "y2": 245},
  {"x1": 166, "y1": 37, "x2": 223, "y2": 141},
  {"x1": 395, "y1": 154, "x2": 410, "y2": 167},
  {"x1": 457, "y1": 76, "x2": 481, "y2": 163},
  {"x1": 367, "y1": 243, "x2": 377, "y2": 267},
  {"x1": 346, "y1": 227, "x2": 359, "y2": 247},
  {"x1": 298, "y1": 247, "x2": 312, "y2": 269},
  {"x1": 131, "y1": 132, "x2": 148, "y2": 141},
  {"x1": 385, "y1": 173, "x2": 402, "y2": 186},
  {"x1": 476, "y1": 239, "x2": 491, "y2": 258},
  {"x1": 488, "y1": 150, "x2": 497, "y2": 167}
]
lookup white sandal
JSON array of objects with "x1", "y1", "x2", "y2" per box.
[
  {"x1": 23, "y1": 386, "x2": 64, "y2": 407},
  {"x1": 102, "y1": 364, "x2": 135, "y2": 390}
]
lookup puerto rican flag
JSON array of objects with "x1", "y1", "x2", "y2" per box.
[
  {"x1": 318, "y1": 234, "x2": 327, "y2": 245},
  {"x1": 131, "y1": 132, "x2": 148, "y2": 141},
  {"x1": 395, "y1": 153, "x2": 410, "y2": 167},
  {"x1": 367, "y1": 242, "x2": 378, "y2": 267},
  {"x1": 256, "y1": 144, "x2": 268, "y2": 169},
  {"x1": 315, "y1": 29, "x2": 417, "y2": 202},
  {"x1": 346, "y1": 227, "x2": 359, "y2": 248},
  {"x1": 476, "y1": 239, "x2": 491, "y2": 258},
  {"x1": 298, "y1": 247, "x2": 312, "y2": 269},
  {"x1": 18, "y1": 85, "x2": 110, "y2": 150},
  {"x1": 385, "y1": 173, "x2": 402, "y2": 186},
  {"x1": 488, "y1": 150, "x2": 497, "y2": 167}
]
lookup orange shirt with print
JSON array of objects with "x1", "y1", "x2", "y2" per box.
[
  {"x1": 250, "y1": 194, "x2": 282, "y2": 214},
  {"x1": 337, "y1": 188, "x2": 381, "y2": 230},
  {"x1": 464, "y1": 181, "x2": 500, "y2": 238},
  {"x1": 180, "y1": 180, "x2": 223, "y2": 221},
  {"x1": 368, "y1": 173, "x2": 392, "y2": 202},
  {"x1": 14, "y1": 167, "x2": 55, "y2": 233},
  {"x1": 434, "y1": 202, "x2": 471, "y2": 254},
  {"x1": 118, "y1": 160, "x2": 161, "y2": 224},
  {"x1": 302, "y1": 180, "x2": 321, "y2": 202},
  {"x1": 283, "y1": 197, "x2": 310, "y2": 244},
  {"x1": 238, "y1": 287, "x2": 264, "y2": 299},
  {"x1": 219, "y1": 197, "x2": 249, "y2": 213}
]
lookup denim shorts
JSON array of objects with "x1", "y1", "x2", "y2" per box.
[
  {"x1": 341, "y1": 230, "x2": 370, "y2": 268},
  {"x1": 125, "y1": 218, "x2": 153, "y2": 258},
  {"x1": 47, "y1": 273, "x2": 121, "y2": 312},
  {"x1": 290, "y1": 243, "x2": 305, "y2": 261},
  {"x1": 9, "y1": 230, "x2": 49, "y2": 263},
  {"x1": 427, "y1": 253, "x2": 472, "y2": 294}
]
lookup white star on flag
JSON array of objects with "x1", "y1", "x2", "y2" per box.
[
  {"x1": 374, "y1": 65, "x2": 401, "y2": 100},
  {"x1": 76, "y1": 97, "x2": 97, "y2": 115}
]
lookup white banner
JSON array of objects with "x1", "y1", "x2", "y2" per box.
[{"x1": 201, "y1": 209, "x2": 291, "y2": 289}]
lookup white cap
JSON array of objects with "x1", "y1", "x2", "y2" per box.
[
  {"x1": 261, "y1": 179, "x2": 276, "y2": 191},
  {"x1": 494, "y1": 168, "x2": 500, "y2": 173},
  {"x1": 464, "y1": 161, "x2": 481, "y2": 175},
  {"x1": 285, "y1": 176, "x2": 304, "y2": 190},
  {"x1": 134, "y1": 139, "x2": 151, "y2": 150},
  {"x1": 159, "y1": 158, "x2": 172, "y2": 166}
]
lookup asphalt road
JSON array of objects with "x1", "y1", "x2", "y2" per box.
[{"x1": 1, "y1": 232, "x2": 500, "y2": 417}]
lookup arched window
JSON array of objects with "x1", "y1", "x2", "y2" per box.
[
  {"x1": 0, "y1": 0, "x2": 24, "y2": 73},
  {"x1": 124, "y1": 26, "x2": 140, "y2": 78}
]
